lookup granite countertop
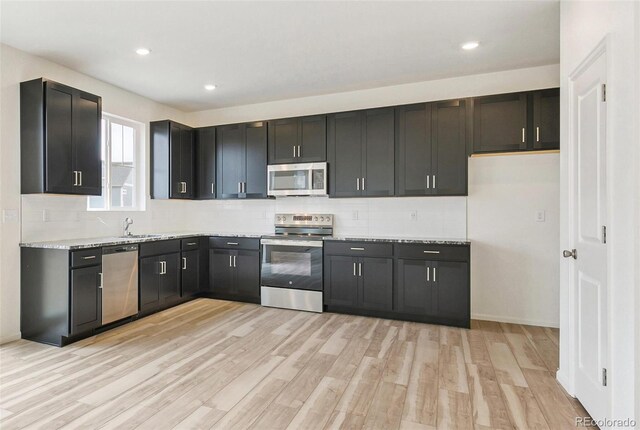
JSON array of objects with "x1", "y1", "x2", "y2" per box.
[
  {"x1": 324, "y1": 236, "x2": 470, "y2": 245},
  {"x1": 20, "y1": 232, "x2": 267, "y2": 250}
]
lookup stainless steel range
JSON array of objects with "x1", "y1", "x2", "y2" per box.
[{"x1": 260, "y1": 213, "x2": 333, "y2": 312}]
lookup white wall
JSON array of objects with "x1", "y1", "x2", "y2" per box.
[
  {"x1": 0, "y1": 44, "x2": 188, "y2": 342},
  {"x1": 558, "y1": 0, "x2": 639, "y2": 423}
]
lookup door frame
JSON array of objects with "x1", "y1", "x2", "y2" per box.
[{"x1": 558, "y1": 35, "x2": 611, "y2": 413}]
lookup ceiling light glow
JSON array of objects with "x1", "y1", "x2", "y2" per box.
[
  {"x1": 204, "y1": 84, "x2": 216, "y2": 91},
  {"x1": 461, "y1": 41, "x2": 479, "y2": 50},
  {"x1": 136, "y1": 48, "x2": 151, "y2": 56}
]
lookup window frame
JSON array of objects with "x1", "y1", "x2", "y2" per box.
[{"x1": 87, "y1": 113, "x2": 146, "y2": 212}]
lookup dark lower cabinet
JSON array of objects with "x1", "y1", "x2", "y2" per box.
[
  {"x1": 209, "y1": 246, "x2": 260, "y2": 303},
  {"x1": 324, "y1": 255, "x2": 359, "y2": 307},
  {"x1": 139, "y1": 253, "x2": 180, "y2": 313},
  {"x1": 70, "y1": 263, "x2": 102, "y2": 336},
  {"x1": 181, "y1": 249, "x2": 200, "y2": 298},
  {"x1": 395, "y1": 259, "x2": 434, "y2": 315},
  {"x1": 359, "y1": 257, "x2": 394, "y2": 311}
]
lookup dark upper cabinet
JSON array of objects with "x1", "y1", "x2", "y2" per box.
[
  {"x1": 181, "y1": 249, "x2": 200, "y2": 298},
  {"x1": 195, "y1": 127, "x2": 216, "y2": 199},
  {"x1": 70, "y1": 264, "x2": 102, "y2": 336},
  {"x1": 472, "y1": 92, "x2": 527, "y2": 153},
  {"x1": 471, "y1": 89, "x2": 559, "y2": 154},
  {"x1": 217, "y1": 122, "x2": 268, "y2": 199},
  {"x1": 21, "y1": 78, "x2": 102, "y2": 195},
  {"x1": 268, "y1": 115, "x2": 326, "y2": 164},
  {"x1": 150, "y1": 120, "x2": 194, "y2": 199},
  {"x1": 396, "y1": 103, "x2": 433, "y2": 196},
  {"x1": 328, "y1": 108, "x2": 394, "y2": 198},
  {"x1": 209, "y1": 247, "x2": 261, "y2": 302},
  {"x1": 432, "y1": 100, "x2": 468, "y2": 195},
  {"x1": 531, "y1": 88, "x2": 560, "y2": 150}
]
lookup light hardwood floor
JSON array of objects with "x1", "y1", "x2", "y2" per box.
[{"x1": 0, "y1": 299, "x2": 592, "y2": 429}]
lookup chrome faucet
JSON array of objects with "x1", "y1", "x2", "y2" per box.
[{"x1": 123, "y1": 217, "x2": 133, "y2": 237}]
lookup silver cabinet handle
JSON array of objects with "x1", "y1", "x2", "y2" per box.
[
  {"x1": 229, "y1": 255, "x2": 233, "y2": 267},
  {"x1": 159, "y1": 261, "x2": 166, "y2": 275},
  {"x1": 297, "y1": 145, "x2": 301, "y2": 157},
  {"x1": 238, "y1": 182, "x2": 241, "y2": 193},
  {"x1": 241, "y1": 182, "x2": 246, "y2": 193},
  {"x1": 353, "y1": 262, "x2": 357, "y2": 276},
  {"x1": 182, "y1": 257, "x2": 187, "y2": 270},
  {"x1": 79, "y1": 171, "x2": 82, "y2": 186},
  {"x1": 82, "y1": 255, "x2": 96, "y2": 260},
  {"x1": 536, "y1": 126, "x2": 540, "y2": 142},
  {"x1": 73, "y1": 171, "x2": 78, "y2": 186},
  {"x1": 432, "y1": 175, "x2": 436, "y2": 189},
  {"x1": 233, "y1": 255, "x2": 237, "y2": 267},
  {"x1": 423, "y1": 250, "x2": 440, "y2": 254},
  {"x1": 184, "y1": 182, "x2": 187, "y2": 193},
  {"x1": 426, "y1": 174, "x2": 430, "y2": 189},
  {"x1": 98, "y1": 272, "x2": 103, "y2": 289},
  {"x1": 362, "y1": 177, "x2": 365, "y2": 191},
  {"x1": 433, "y1": 267, "x2": 437, "y2": 282},
  {"x1": 356, "y1": 178, "x2": 360, "y2": 191},
  {"x1": 522, "y1": 127, "x2": 526, "y2": 143},
  {"x1": 350, "y1": 247, "x2": 364, "y2": 251},
  {"x1": 427, "y1": 266, "x2": 430, "y2": 282},
  {"x1": 358, "y1": 262, "x2": 362, "y2": 277},
  {"x1": 293, "y1": 146, "x2": 296, "y2": 157},
  {"x1": 227, "y1": 242, "x2": 239, "y2": 245},
  {"x1": 211, "y1": 182, "x2": 215, "y2": 194}
]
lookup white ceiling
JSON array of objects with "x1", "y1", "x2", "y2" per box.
[{"x1": 1, "y1": 1, "x2": 559, "y2": 112}]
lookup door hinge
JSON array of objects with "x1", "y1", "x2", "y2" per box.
[
  {"x1": 602, "y1": 368, "x2": 607, "y2": 386},
  {"x1": 602, "y1": 84, "x2": 607, "y2": 102},
  {"x1": 602, "y1": 225, "x2": 607, "y2": 244}
]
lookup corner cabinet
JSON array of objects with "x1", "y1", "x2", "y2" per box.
[
  {"x1": 328, "y1": 108, "x2": 395, "y2": 197},
  {"x1": 150, "y1": 120, "x2": 195, "y2": 199},
  {"x1": 21, "y1": 78, "x2": 102, "y2": 195},
  {"x1": 396, "y1": 99, "x2": 467, "y2": 196},
  {"x1": 268, "y1": 115, "x2": 326, "y2": 164}
]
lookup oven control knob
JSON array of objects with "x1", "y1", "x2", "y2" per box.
[
  {"x1": 326, "y1": 216, "x2": 331, "y2": 222},
  {"x1": 320, "y1": 216, "x2": 325, "y2": 222},
  {"x1": 277, "y1": 216, "x2": 281, "y2": 222},
  {"x1": 314, "y1": 216, "x2": 318, "y2": 221},
  {"x1": 282, "y1": 216, "x2": 287, "y2": 222}
]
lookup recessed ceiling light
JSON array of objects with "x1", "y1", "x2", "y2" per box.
[
  {"x1": 204, "y1": 84, "x2": 216, "y2": 91},
  {"x1": 461, "y1": 41, "x2": 480, "y2": 50},
  {"x1": 136, "y1": 48, "x2": 151, "y2": 56}
]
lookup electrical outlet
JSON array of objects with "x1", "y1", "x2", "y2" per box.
[
  {"x1": 352, "y1": 211, "x2": 359, "y2": 220},
  {"x1": 42, "y1": 210, "x2": 50, "y2": 222},
  {"x1": 536, "y1": 210, "x2": 546, "y2": 222},
  {"x1": 410, "y1": 210, "x2": 417, "y2": 221}
]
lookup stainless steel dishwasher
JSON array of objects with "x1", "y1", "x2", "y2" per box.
[{"x1": 101, "y1": 244, "x2": 139, "y2": 325}]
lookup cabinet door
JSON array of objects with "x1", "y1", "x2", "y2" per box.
[
  {"x1": 209, "y1": 249, "x2": 235, "y2": 295},
  {"x1": 359, "y1": 257, "x2": 393, "y2": 311},
  {"x1": 44, "y1": 82, "x2": 74, "y2": 194},
  {"x1": 180, "y1": 128, "x2": 195, "y2": 198},
  {"x1": 181, "y1": 250, "x2": 200, "y2": 298},
  {"x1": 396, "y1": 104, "x2": 433, "y2": 196},
  {"x1": 216, "y1": 125, "x2": 244, "y2": 199},
  {"x1": 268, "y1": 118, "x2": 299, "y2": 164},
  {"x1": 473, "y1": 93, "x2": 527, "y2": 153},
  {"x1": 196, "y1": 127, "x2": 216, "y2": 199},
  {"x1": 169, "y1": 123, "x2": 183, "y2": 198},
  {"x1": 299, "y1": 115, "x2": 326, "y2": 162},
  {"x1": 324, "y1": 255, "x2": 358, "y2": 307},
  {"x1": 70, "y1": 265, "x2": 102, "y2": 335},
  {"x1": 328, "y1": 112, "x2": 363, "y2": 197},
  {"x1": 159, "y1": 253, "x2": 181, "y2": 306},
  {"x1": 433, "y1": 261, "x2": 469, "y2": 321},
  {"x1": 532, "y1": 89, "x2": 560, "y2": 150},
  {"x1": 395, "y1": 258, "x2": 434, "y2": 315},
  {"x1": 432, "y1": 100, "x2": 467, "y2": 196},
  {"x1": 244, "y1": 122, "x2": 268, "y2": 198},
  {"x1": 73, "y1": 90, "x2": 102, "y2": 195},
  {"x1": 363, "y1": 108, "x2": 395, "y2": 197},
  {"x1": 235, "y1": 250, "x2": 260, "y2": 299},
  {"x1": 139, "y1": 256, "x2": 160, "y2": 312}
]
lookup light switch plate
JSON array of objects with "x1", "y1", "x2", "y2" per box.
[
  {"x1": 536, "y1": 210, "x2": 546, "y2": 222},
  {"x1": 410, "y1": 210, "x2": 417, "y2": 221}
]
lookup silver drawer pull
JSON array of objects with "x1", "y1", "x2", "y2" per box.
[
  {"x1": 227, "y1": 242, "x2": 239, "y2": 245},
  {"x1": 82, "y1": 255, "x2": 97, "y2": 260},
  {"x1": 350, "y1": 247, "x2": 365, "y2": 251},
  {"x1": 186, "y1": 242, "x2": 197, "y2": 246},
  {"x1": 423, "y1": 250, "x2": 440, "y2": 254}
]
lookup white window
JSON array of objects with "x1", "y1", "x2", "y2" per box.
[{"x1": 88, "y1": 113, "x2": 145, "y2": 211}]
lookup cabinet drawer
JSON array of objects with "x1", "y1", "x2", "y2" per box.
[
  {"x1": 209, "y1": 237, "x2": 260, "y2": 250},
  {"x1": 181, "y1": 237, "x2": 200, "y2": 250},
  {"x1": 139, "y1": 240, "x2": 181, "y2": 258},
  {"x1": 71, "y1": 248, "x2": 102, "y2": 268},
  {"x1": 394, "y1": 244, "x2": 469, "y2": 261},
  {"x1": 324, "y1": 241, "x2": 393, "y2": 257}
]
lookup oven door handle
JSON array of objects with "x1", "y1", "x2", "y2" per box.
[{"x1": 260, "y1": 239, "x2": 324, "y2": 247}]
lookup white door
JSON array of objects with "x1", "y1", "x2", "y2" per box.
[{"x1": 567, "y1": 46, "x2": 609, "y2": 421}]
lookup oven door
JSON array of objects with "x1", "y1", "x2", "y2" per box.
[
  {"x1": 261, "y1": 239, "x2": 323, "y2": 291},
  {"x1": 267, "y1": 162, "x2": 327, "y2": 197}
]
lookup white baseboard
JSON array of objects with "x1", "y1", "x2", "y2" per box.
[
  {"x1": 471, "y1": 313, "x2": 559, "y2": 328},
  {"x1": 0, "y1": 332, "x2": 21, "y2": 345},
  {"x1": 556, "y1": 369, "x2": 574, "y2": 397}
]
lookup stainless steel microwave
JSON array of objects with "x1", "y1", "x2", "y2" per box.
[{"x1": 267, "y1": 162, "x2": 327, "y2": 197}]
